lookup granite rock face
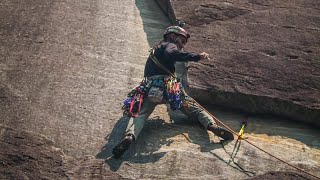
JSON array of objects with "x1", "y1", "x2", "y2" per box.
[
  {"x1": 0, "y1": 0, "x2": 319, "y2": 179},
  {"x1": 157, "y1": 0, "x2": 320, "y2": 126},
  {"x1": 0, "y1": 125, "x2": 69, "y2": 180}
]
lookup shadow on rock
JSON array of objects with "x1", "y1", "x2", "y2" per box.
[
  {"x1": 96, "y1": 116, "x2": 129, "y2": 160},
  {"x1": 96, "y1": 114, "x2": 233, "y2": 172}
]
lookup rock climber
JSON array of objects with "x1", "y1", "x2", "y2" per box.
[{"x1": 112, "y1": 25, "x2": 234, "y2": 158}]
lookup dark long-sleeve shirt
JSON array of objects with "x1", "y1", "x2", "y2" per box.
[{"x1": 144, "y1": 42, "x2": 200, "y2": 78}]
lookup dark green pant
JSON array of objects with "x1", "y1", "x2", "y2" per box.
[{"x1": 125, "y1": 96, "x2": 215, "y2": 140}]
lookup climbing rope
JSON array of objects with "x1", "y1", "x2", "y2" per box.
[
  {"x1": 145, "y1": 47, "x2": 319, "y2": 178},
  {"x1": 191, "y1": 99, "x2": 320, "y2": 179}
]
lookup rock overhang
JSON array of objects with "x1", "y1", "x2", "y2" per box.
[{"x1": 155, "y1": 0, "x2": 320, "y2": 126}]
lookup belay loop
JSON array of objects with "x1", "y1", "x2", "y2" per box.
[{"x1": 122, "y1": 79, "x2": 148, "y2": 117}]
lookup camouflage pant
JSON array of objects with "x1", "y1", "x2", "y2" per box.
[{"x1": 125, "y1": 96, "x2": 215, "y2": 140}]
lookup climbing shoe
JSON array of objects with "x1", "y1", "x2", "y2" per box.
[
  {"x1": 208, "y1": 124, "x2": 234, "y2": 140},
  {"x1": 112, "y1": 134, "x2": 134, "y2": 158}
]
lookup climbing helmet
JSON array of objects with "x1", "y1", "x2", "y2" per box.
[{"x1": 163, "y1": 26, "x2": 190, "y2": 41}]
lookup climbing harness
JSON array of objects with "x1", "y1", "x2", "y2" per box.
[
  {"x1": 122, "y1": 78, "x2": 148, "y2": 117},
  {"x1": 149, "y1": 48, "x2": 188, "y2": 110},
  {"x1": 147, "y1": 77, "x2": 165, "y2": 103},
  {"x1": 122, "y1": 75, "x2": 187, "y2": 117},
  {"x1": 122, "y1": 76, "x2": 188, "y2": 117}
]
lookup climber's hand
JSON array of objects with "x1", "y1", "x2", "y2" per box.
[{"x1": 199, "y1": 52, "x2": 210, "y2": 60}]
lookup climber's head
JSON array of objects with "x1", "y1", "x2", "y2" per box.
[{"x1": 163, "y1": 26, "x2": 190, "y2": 50}]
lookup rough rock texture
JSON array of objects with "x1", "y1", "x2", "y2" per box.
[
  {"x1": 0, "y1": 0, "x2": 320, "y2": 179},
  {"x1": 0, "y1": 125, "x2": 128, "y2": 180},
  {"x1": 163, "y1": 0, "x2": 320, "y2": 126},
  {"x1": 0, "y1": 125, "x2": 68, "y2": 179},
  {"x1": 246, "y1": 171, "x2": 318, "y2": 180}
]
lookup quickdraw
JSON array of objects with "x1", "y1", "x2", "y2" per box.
[
  {"x1": 122, "y1": 77, "x2": 188, "y2": 117},
  {"x1": 122, "y1": 79, "x2": 148, "y2": 117},
  {"x1": 164, "y1": 78, "x2": 187, "y2": 110}
]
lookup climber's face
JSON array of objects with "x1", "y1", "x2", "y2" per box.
[
  {"x1": 165, "y1": 33, "x2": 187, "y2": 50},
  {"x1": 174, "y1": 35, "x2": 187, "y2": 50}
]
